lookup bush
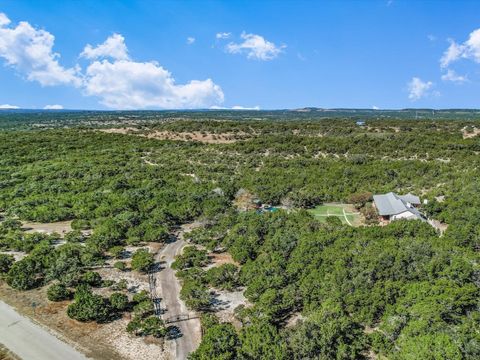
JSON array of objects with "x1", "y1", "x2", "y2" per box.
[
  {"x1": 81, "y1": 271, "x2": 102, "y2": 287},
  {"x1": 6, "y1": 258, "x2": 39, "y2": 290},
  {"x1": 109, "y1": 246, "x2": 124, "y2": 259},
  {"x1": 64, "y1": 230, "x2": 85, "y2": 243},
  {"x1": 180, "y1": 278, "x2": 211, "y2": 311},
  {"x1": 172, "y1": 246, "x2": 209, "y2": 270},
  {"x1": 112, "y1": 278, "x2": 128, "y2": 291},
  {"x1": 190, "y1": 323, "x2": 239, "y2": 360},
  {"x1": 126, "y1": 315, "x2": 167, "y2": 337},
  {"x1": 0, "y1": 253, "x2": 15, "y2": 273},
  {"x1": 67, "y1": 285, "x2": 111, "y2": 322},
  {"x1": 132, "y1": 290, "x2": 150, "y2": 304},
  {"x1": 205, "y1": 264, "x2": 239, "y2": 291},
  {"x1": 110, "y1": 292, "x2": 129, "y2": 311},
  {"x1": 47, "y1": 283, "x2": 72, "y2": 301},
  {"x1": 71, "y1": 219, "x2": 90, "y2": 230},
  {"x1": 114, "y1": 261, "x2": 126, "y2": 271},
  {"x1": 131, "y1": 249, "x2": 154, "y2": 273}
]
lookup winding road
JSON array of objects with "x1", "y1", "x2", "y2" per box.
[
  {"x1": 156, "y1": 225, "x2": 201, "y2": 360},
  {"x1": 0, "y1": 301, "x2": 88, "y2": 360}
]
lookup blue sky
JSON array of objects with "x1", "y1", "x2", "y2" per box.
[{"x1": 0, "y1": 0, "x2": 480, "y2": 110}]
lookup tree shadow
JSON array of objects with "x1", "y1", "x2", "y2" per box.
[{"x1": 165, "y1": 325, "x2": 183, "y2": 340}]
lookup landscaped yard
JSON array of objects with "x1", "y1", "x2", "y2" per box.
[{"x1": 308, "y1": 203, "x2": 362, "y2": 226}]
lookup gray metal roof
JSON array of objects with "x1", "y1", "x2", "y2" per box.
[
  {"x1": 397, "y1": 193, "x2": 421, "y2": 205},
  {"x1": 373, "y1": 192, "x2": 423, "y2": 219},
  {"x1": 373, "y1": 192, "x2": 407, "y2": 216}
]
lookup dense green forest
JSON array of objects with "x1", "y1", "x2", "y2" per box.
[{"x1": 0, "y1": 111, "x2": 479, "y2": 359}]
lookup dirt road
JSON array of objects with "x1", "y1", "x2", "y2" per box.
[
  {"x1": 0, "y1": 301, "x2": 88, "y2": 360},
  {"x1": 156, "y1": 225, "x2": 201, "y2": 360}
]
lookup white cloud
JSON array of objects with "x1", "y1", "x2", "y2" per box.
[
  {"x1": 83, "y1": 59, "x2": 223, "y2": 109},
  {"x1": 81, "y1": 34, "x2": 224, "y2": 109},
  {"x1": 0, "y1": 104, "x2": 19, "y2": 109},
  {"x1": 216, "y1": 32, "x2": 231, "y2": 39},
  {"x1": 226, "y1": 32, "x2": 285, "y2": 61},
  {"x1": 231, "y1": 105, "x2": 260, "y2": 110},
  {"x1": 440, "y1": 29, "x2": 480, "y2": 68},
  {"x1": 80, "y1": 33, "x2": 129, "y2": 60},
  {"x1": 0, "y1": 13, "x2": 10, "y2": 26},
  {"x1": 0, "y1": 13, "x2": 81, "y2": 86},
  {"x1": 441, "y1": 69, "x2": 467, "y2": 83},
  {"x1": 0, "y1": 13, "x2": 224, "y2": 110},
  {"x1": 440, "y1": 40, "x2": 465, "y2": 68},
  {"x1": 186, "y1": 37, "x2": 195, "y2": 45},
  {"x1": 408, "y1": 77, "x2": 433, "y2": 101},
  {"x1": 43, "y1": 104, "x2": 63, "y2": 109},
  {"x1": 372, "y1": 105, "x2": 379, "y2": 110}
]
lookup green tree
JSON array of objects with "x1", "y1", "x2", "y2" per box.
[
  {"x1": 238, "y1": 320, "x2": 288, "y2": 360},
  {"x1": 110, "y1": 292, "x2": 129, "y2": 311},
  {"x1": 287, "y1": 301, "x2": 366, "y2": 360},
  {"x1": 81, "y1": 271, "x2": 102, "y2": 287},
  {"x1": 47, "y1": 283, "x2": 72, "y2": 301},
  {"x1": 6, "y1": 257, "x2": 40, "y2": 290},
  {"x1": 131, "y1": 249, "x2": 154, "y2": 272},
  {"x1": 189, "y1": 323, "x2": 239, "y2": 360},
  {"x1": 67, "y1": 285, "x2": 111, "y2": 322}
]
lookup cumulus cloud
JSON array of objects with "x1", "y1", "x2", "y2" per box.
[
  {"x1": 440, "y1": 29, "x2": 480, "y2": 68},
  {"x1": 80, "y1": 34, "x2": 223, "y2": 109},
  {"x1": 216, "y1": 32, "x2": 231, "y2": 39},
  {"x1": 186, "y1": 37, "x2": 195, "y2": 45},
  {"x1": 226, "y1": 32, "x2": 285, "y2": 61},
  {"x1": 0, "y1": 104, "x2": 19, "y2": 109},
  {"x1": 0, "y1": 13, "x2": 224, "y2": 110},
  {"x1": 0, "y1": 13, "x2": 10, "y2": 26},
  {"x1": 372, "y1": 105, "x2": 379, "y2": 110},
  {"x1": 0, "y1": 12, "x2": 81, "y2": 86},
  {"x1": 440, "y1": 40, "x2": 466, "y2": 68},
  {"x1": 81, "y1": 33, "x2": 129, "y2": 60},
  {"x1": 408, "y1": 77, "x2": 433, "y2": 101},
  {"x1": 441, "y1": 69, "x2": 467, "y2": 83},
  {"x1": 43, "y1": 104, "x2": 63, "y2": 109},
  {"x1": 83, "y1": 58, "x2": 223, "y2": 109}
]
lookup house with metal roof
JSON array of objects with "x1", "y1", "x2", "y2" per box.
[{"x1": 373, "y1": 192, "x2": 425, "y2": 222}]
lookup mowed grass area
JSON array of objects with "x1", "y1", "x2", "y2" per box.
[{"x1": 308, "y1": 203, "x2": 362, "y2": 226}]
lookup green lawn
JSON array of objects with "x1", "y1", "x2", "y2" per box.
[{"x1": 308, "y1": 203, "x2": 361, "y2": 226}]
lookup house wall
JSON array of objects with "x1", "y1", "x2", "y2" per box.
[{"x1": 392, "y1": 211, "x2": 417, "y2": 221}]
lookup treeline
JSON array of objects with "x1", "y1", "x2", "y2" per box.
[{"x1": 188, "y1": 210, "x2": 479, "y2": 359}]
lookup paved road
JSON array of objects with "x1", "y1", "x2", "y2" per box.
[
  {"x1": 156, "y1": 226, "x2": 201, "y2": 360},
  {"x1": 0, "y1": 301, "x2": 88, "y2": 360}
]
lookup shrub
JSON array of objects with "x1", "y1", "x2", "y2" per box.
[
  {"x1": 112, "y1": 278, "x2": 128, "y2": 291},
  {"x1": 109, "y1": 246, "x2": 124, "y2": 259},
  {"x1": 110, "y1": 292, "x2": 129, "y2": 311},
  {"x1": 6, "y1": 258, "x2": 39, "y2": 290},
  {"x1": 127, "y1": 316, "x2": 166, "y2": 337},
  {"x1": 64, "y1": 230, "x2": 85, "y2": 243},
  {"x1": 71, "y1": 219, "x2": 90, "y2": 230},
  {"x1": 114, "y1": 261, "x2": 126, "y2": 271},
  {"x1": 132, "y1": 290, "x2": 150, "y2": 304},
  {"x1": 172, "y1": 246, "x2": 209, "y2": 270},
  {"x1": 47, "y1": 283, "x2": 72, "y2": 301},
  {"x1": 67, "y1": 285, "x2": 111, "y2": 322},
  {"x1": 131, "y1": 249, "x2": 154, "y2": 273},
  {"x1": 81, "y1": 271, "x2": 102, "y2": 287},
  {"x1": 0, "y1": 253, "x2": 15, "y2": 273}
]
